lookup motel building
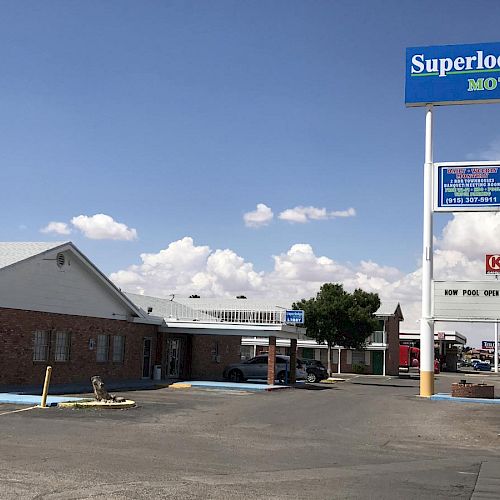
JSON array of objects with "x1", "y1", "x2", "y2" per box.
[
  {"x1": 399, "y1": 329, "x2": 467, "y2": 372},
  {"x1": 241, "y1": 303, "x2": 404, "y2": 376},
  {"x1": 0, "y1": 242, "x2": 303, "y2": 388}
]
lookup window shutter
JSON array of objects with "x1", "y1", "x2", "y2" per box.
[
  {"x1": 365, "y1": 351, "x2": 371, "y2": 366},
  {"x1": 332, "y1": 349, "x2": 339, "y2": 364},
  {"x1": 346, "y1": 350, "x2": 352, "y2": 364}
]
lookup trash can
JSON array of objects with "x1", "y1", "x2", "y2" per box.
[{"x1": 153, "y1": 365, "x2": 162, "y2": 381}]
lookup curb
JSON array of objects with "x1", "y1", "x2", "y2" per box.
[
  {"x1": 170, "y1": 383, "x2": 192, "y2": 389},
  {"x1": 58, "y1": 399, "x2": 136, "y2": 409}
]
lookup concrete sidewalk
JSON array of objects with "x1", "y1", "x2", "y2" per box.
[
  {"x1": 0, "y1": 393, "x2": 84, "y2": 406},
  {"x1": 472, "y1": 461, "x2": 500, "y2": 499},
  {"x1": 171, "y1": 380, "x2": 295, "y2": 391},
  {"x1": 0, "y1": 378, "x2": 166, "y2": 396},
  {"x1": 430, "y1": 393, "x2": 500, "y2": 405}
]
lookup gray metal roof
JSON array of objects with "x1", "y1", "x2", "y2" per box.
[
  {"x1": 0, "y1": 242, "x2": 68, "y2": 270},
  {"x1": 375, "y1": 301, "x2": 403, "y2": 318},
  {"x1": 125, "y1": 292, "x2": 178, "y2": 317},
  {"x1": 125, "y1": 292, "x2": 215, "y2": 321}
]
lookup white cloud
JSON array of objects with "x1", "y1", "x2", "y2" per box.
[
  {"x1": 436, "y1": 212, "x2": 500, "y2": 261},
  {"x1": 472, "y1": 137, "x2": 500, "y2": 161},
  {"x1": 109, "y1": 210, "x2": 500, "y2": 347},
  {"x1": 243, "y1": 203, "x2": 273, "y2": 228},
  {"x1": 278, "y1": 206, "x2": 356, "y2": 223},
  {"x1": 40, "y1": 221, "x2": 72, "y2": 235},
  {"x1": 110, "y1": 237, "x2": 263, "y2": 297},
  {"x1": 71, "y1": 214, "x2": 137, "y2": 241},
  {"x1": 331, "y1": 207, "x2": 356, "y2": 218}
]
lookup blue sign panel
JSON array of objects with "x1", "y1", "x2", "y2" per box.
[
  {"x1": 406, "y1": 42, "x2": 500, "y2": 106},
  {"x1": 285, "y1": 310, "x2": 304, "y2": 324},
  {"x1": 482, "y1": 341, "x2": 499, "y2": 349},
  {"x1": 435, "y1": 163, "x2": 500, "y2": 211}
]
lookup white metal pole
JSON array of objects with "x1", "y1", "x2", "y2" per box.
[
  {"x1": 338, "y1": 348, "x2": 341, "y2": 374},
  {"x1": 495, "y1": 322, "x2": 499, "y2": 373},
  {"x1": 420, "y1": 105, "x2": 435, "y2": 397},
  {"x1": 383, "y1": 349, "x2": 386, "y2": 376}
]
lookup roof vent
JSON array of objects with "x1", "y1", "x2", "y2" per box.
[{"x1": 56, "y1": 253, "x2": 65, "y2": 268}]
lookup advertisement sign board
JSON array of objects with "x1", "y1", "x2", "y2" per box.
[
  {"x1": 486, "y1": 254, "x2": 500, "y2": 274},
  {"x1": 434, "y1": 162, "x2": 500, "y2": 211},
  {"x1": 285, "y1": 310, "x2": 304, "y2": 324},
  {"x1": 482, "y1": 340, "x2": 499, "y2": 349},
  {"x1": 406, "y1": 42, "x2": 500, "y2": 106},
  {"x1": 433, "y1": 281, "x2": 500, "y2": 321}
]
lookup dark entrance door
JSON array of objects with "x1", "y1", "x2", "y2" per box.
[
  {"x1": 142, "y1": 338, "x2": 152, "y2": 378},
  {"x1": 372, "y1": 351, "x2": 384, "y2": 375},
  {"x1": 166, "y1": 338, "x2": 183, "y2": 378}
]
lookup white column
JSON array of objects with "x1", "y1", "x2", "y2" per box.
[
  {"x1": 337, "y1": 348, "x2": 341, "y2": 374},
  {"x1": 495, "y1": 323, "x2": 499, "y2": 373},
  {"x1": 420, "y1": 105, "x2": 435, "y2": 397},
  {"x1": 383, "y1": 349, "x2": 386, "y2": 376}
]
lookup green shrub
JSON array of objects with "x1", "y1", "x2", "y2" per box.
[{"x1": 352, "y1": 363, "x2": 366, "y2": 374}]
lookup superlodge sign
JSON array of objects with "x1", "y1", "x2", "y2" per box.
[{"x1": 406, "y1": 42, "x2": 500, "y2": 106}]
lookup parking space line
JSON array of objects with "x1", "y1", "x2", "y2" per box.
[{"x1": 0, "y1": 405, "x2": 38, "y2": 417}]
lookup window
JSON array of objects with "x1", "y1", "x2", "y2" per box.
[
  {"x1": 332, "y1": 350, "x2": 339, "y2": 364},
  {"x1": 112, "y1": 335, "x2": 125, "y2": 363},
  {"x1": 352, "y1": 351, "x2": 366, "y2": 365},
  {"x1": 251, "y1": 356, "x2": 268, "y2": 364},
  {"x1": 301, "y1": 348, "x2": 315, "y2": 359},
  {"x1": 96, "y1": 334, "x2": 109, "y2": 362},
  {"x1": 54, "y1": 331, "x2": 70, "y2": 362},
  {"x1": 33, "y1": 331, "x2": 49, "y2": 361},
  {"x1": 240, "y1": 345, "x2": 253, "y2": 361},
  {"x1": 371, "y1": 331, "x2": 385, "y2": 344}
]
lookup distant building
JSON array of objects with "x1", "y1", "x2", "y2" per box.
[
  {"x1": 399, "y1": 329, "x2": 467, "y2": 372},
  {"x1": 241, "y1": 303, "x2": 404, "y2": 376}
]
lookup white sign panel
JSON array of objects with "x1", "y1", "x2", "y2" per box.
[{"x1": 433, "y1": 281, "x2": 500, "y2": 321}]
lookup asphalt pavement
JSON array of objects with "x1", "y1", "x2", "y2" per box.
[{"x1": 0, "y1": 373, "x2": 498, "y2": 499}]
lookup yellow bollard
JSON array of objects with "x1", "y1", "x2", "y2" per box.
[{"x1": 40, "y1": 366, "x2": 52, "y2": 408}]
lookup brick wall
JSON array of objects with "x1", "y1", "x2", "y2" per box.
[
  {"x1": 0, "y1": 307, "x2": 157, "y2": 386},
  {"x1": 451, "y1": 383, "x2": 494, "y2": 399},
  {"x1": 385, "y1": 315, "x2": 400, "y2": 376},
  {"x1": 190, "y1": 335, "x2": 241, "y2": 380}
]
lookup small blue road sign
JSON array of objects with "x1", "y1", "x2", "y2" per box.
[{"x1": 285, "y1": 310, "x2": 304, "y2": 324}]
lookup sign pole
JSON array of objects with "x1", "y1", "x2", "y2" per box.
[
  {"x1": 420, "y1": 105, "x2": 435, "y2": 397},
  {"x1": 495, "y1": 322, "x2": 499, "y2": 373}
]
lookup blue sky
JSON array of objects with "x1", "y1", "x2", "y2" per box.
[{"x1": 2, "y1": 1, "x2": 500, "y2": 345}]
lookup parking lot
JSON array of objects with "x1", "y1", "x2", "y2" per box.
[{"x1": 0, "y1": 373, "x2": 499, "y2": 499}]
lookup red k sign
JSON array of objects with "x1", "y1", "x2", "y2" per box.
[{"x1": 486, "y1": 254, "x2": 500, "y2": 274}]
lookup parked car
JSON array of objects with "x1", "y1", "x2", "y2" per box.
[
  {"x1": 223, "y1": 355, "x2": 307, "y2": 383},
  {"x1": 473, "y1": 361, "x2": 492, "y2": 371},
  {"x1": 301, "y1": 359, "x2": 328, "y2": 383}
]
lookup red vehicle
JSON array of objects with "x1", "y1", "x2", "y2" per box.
[
  {"x1": 400, "y1": 345, "x2": 420, "y2": 370},
  {"x1": 399, "y1": 345, "x2": 440, "y2": 374}
]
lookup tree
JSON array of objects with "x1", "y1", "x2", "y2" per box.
[{"x1": 293, "y1": 283, "x2": 380, "y2": 375}]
